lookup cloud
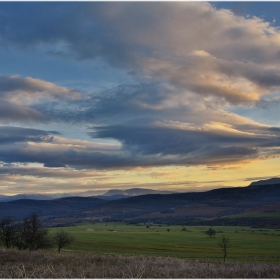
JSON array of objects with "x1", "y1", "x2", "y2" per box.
[
  {"x1": 0, "y1": 131, "x2": 127, "y2": 169},
  {"x1": 0, "y1": 126, "x2": 59, "y2": 144},
  {"x1": 5, "y1": 2, "x2": 279, "y2": 113},
  {"x1": 0, "y1": 118, "x2": 279, "y2": 171},
  {"x1": 0, "y1": 164, "x2": 106, "y2": 179},
  {"x1": 0, "y1": 75, "x2": 82, "y2": 123},
  {"x1": 0, "y1": 2, "x2": 280, "y2": 173},
  {"x1": 90, "y1": 122, "x2": 278, "y2": 165},
  {"x1": 143, "y1": 54, "x2": 280, "y2": 105},
  {"x1": 2, "y1": 2, "x2": 280, "y2": 107},
  {"x1": 0, "y1": 75, "x2": 81, "y2": 104},
  {"x1": 2, "y1": 3, "x2": 280, "y2": 63},
  {"x1": 0, "y1": 100, "x2": 47, "y2": 122}
]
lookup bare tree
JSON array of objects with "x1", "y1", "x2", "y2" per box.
[
  {"x1": 13, "y1": 222, "x2": 26, "y2": 250},
  {"x1": 16, "y1": 212, "x2": 52, "y2": 250},
  {"x1": 217, "y1": 235, "x2": 230, "y2": 262},
  {"x1": 205, "y1": 227, "x2": 216, "y2": 238},
  {"x1": 53, "y1": 229, "x2": 74, "y2": 253},
  {"x1": 0, "y1": 216, "x2": 16, "y2": 249}
]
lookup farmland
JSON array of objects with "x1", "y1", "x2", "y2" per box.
[
  {"x1": 49, "y1": 222, "x2": 280, "y2": 262},
  {"x1": 2, "y1": 221, "x2": 280, "y2": 278}
]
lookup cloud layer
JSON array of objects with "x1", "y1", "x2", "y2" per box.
[{"x1": 0, "y1": 2, "x2": 280, "y2": 193}]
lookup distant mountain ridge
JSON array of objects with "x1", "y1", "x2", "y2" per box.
[
  {"x1": 1, "y1": 177, "x2": 280, "y2": 227},
  {"x1": 0, "y1": 194, "x2": 54, "y2": 202},
  {"x1": 0, "y1": 188, "x2": 177, "y2": 202},
  {"x1": 103, "y1": 188, "x2": 175, "y2": 196},
  {"x1": 5, "y1": 177, "x2": 279, "y2": 203}
]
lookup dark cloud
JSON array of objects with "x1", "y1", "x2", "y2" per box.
[
  {"x1": 0, "y1": 143, "x2": 133, "y2": 169},
  {"x1": 0, "y1": 121, "x2": 278, "y2": 171},
  {"x1": 90, "y1": 124, "x2": 267, "y2": 161},
  {"x1": 0, "y1": 2, "x2": 146, "y2": 67},
  {"x1": 0, "y1": 126, "x2": 59, "y2": 144}
]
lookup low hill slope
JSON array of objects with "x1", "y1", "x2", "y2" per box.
[
  {"x1": 81, "y1": 183, "x2": 280, "y2": 225},
  {"x1": 1, "y1": 182, "x2": 280, "y2": 226},
  {"x1": 0, "y1": 196, "x2": 107, "y2": 221}
]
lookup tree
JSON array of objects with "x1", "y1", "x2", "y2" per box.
[
  {"x1": 0, "y1": 216, "x2": 16, "y2": 249},
  {"x1": 218, "y1": 235, "x2": 230, "y2": 262},
  {"x1": 205, "y1": 227, "x2": 216, "y2": 238},
  {"x1": 13, "y1": 222, "x2": 26, "y2": 250},
  {"x1": 53, "y1": 229, "x2": 74, "y2": 253},
  {"x1": 17, "y1": 212, "x2": 52, "y2": 250}
]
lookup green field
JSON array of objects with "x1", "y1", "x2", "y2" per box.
[{"x1": 49, "y1": 223, "x2": 280, "y2": 262}]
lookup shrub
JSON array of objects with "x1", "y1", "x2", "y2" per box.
[{"x1": 1, "y1": 249, "x2": 280, "y2": 278}]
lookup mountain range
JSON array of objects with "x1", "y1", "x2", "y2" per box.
[
  {"x1": 0, "y1": 177, "x2": 280, "y2": 227},
  {"x1": 0, "y1": 188, "x2": 177, "y2": 202}
]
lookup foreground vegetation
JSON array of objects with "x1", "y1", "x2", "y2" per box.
[
  {"x1": 2, "y1": 219, "x2": 280, "y2": 278},
  {"x1": 2, "y1": 215, "x2": 280, "y2": 262},
  {"x1": 49, "y1": 222, "x2": 280, "y2": 262},
  {"x1": 1, "y1": 249, "x2": 280, "y2": 278},
  {"x1": 0, "y1": 213, "x2": 74, "y2": 252}
]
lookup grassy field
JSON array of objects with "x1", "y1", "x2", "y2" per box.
[{"x1": 49, "y1": 223, "x2": 280, "y2": 262}]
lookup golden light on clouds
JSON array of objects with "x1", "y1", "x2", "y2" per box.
[{"x1": 0, "y1": 2, "x2": 280, "y2": 195}]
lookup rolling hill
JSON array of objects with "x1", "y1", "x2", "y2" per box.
[
  {"x1": 0, "y1": 196, "x2": 107, "y2": 224},
  {"x1": 80, "y1": 183, "x2": 280, "y2": 226},
  {"x1": 1, "y1": 180, "x2": 280, "y2": 227}
]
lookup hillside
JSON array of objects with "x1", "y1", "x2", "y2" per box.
[
  {"x1": 1, "y1": 182, "x2": 280, "y2": 227},
  {"x1": 80, "y1": 183, "x2": 280, "y2": 226},
  {"x1": 0, "y1": 196, "x2": 107, "y2": 223}
]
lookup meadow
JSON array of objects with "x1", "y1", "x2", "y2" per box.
[
  {"x1": 49, "y1": 222, "x2": 280, "y2": 262},
  {"x1": 1, "y1": 222, "x2": 280, "y2": 278}
]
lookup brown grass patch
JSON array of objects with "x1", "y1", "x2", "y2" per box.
[{"x1": 0, "y1": 249, "x2": 280, "y2": 278}]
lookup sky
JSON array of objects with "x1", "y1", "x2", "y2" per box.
[{"x1": 1, "y1": 2, "x2": 280, "y2": 196}]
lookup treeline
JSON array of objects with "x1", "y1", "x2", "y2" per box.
[{"x1": 0, "y1": 212, "x2": 74, "y2": 252}]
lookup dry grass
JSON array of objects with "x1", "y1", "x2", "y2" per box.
[{"x1": 0, "y1": 249, "x2": 280, "y2": 278}]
